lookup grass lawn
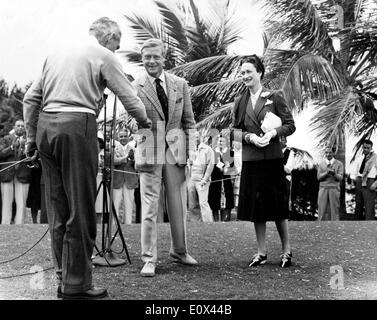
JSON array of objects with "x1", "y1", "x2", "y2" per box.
[{"x1": 0, "y1": 221, "x2": 376, "y2": 300}]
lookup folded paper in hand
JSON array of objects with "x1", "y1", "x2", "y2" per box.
[{"x1": 261, "y1": 112, "x2": 282, "y2": 133}]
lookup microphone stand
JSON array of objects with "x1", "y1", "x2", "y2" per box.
[{"x1": 92, "y1": 94, "x2": 131, "y2": 267}]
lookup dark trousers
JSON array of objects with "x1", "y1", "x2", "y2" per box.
[
  {"x1": 355, "y1": 177, "x2": 376, "y2": 220},
  {"x1": 134, "y1": 186, "x2": 141, "y2": 223},
  {"x1": 36, "y1": 112, "x2": 98, "y2": 293}
]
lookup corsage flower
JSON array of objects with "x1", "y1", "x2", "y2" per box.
[{"x1": 260, "y1": 91, "x2": 271, "y2": 98}]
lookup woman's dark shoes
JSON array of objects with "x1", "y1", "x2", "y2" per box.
[
  {"x1": 248, "y1": 253, "x2": 267, "y2": 267},
  {"x1": 61, "y1": 286, "x2": 108, "y2": 300},
  {"x1": 279, "y1": 252, "x2": 292, "y2": 268}
]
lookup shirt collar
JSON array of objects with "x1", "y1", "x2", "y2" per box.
[
  {"x1": 148, "y1": 71, "x2": 166, "y2": 87},
  {"x1": 326, "y1": 158, "x2": 335, "y2": 165},
  {"x1": 250, "y1": 86, "x2": 263, "y2": 100}
]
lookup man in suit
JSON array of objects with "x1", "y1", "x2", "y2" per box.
[
  {"x1": 317, "y1": 146, "x2": 344, "y2": 220},
  {"x1": 0, "y1": 120, "x2": 32, "y2": 224},
  {"x1": 23, "y1": 17, "x2": 151, "y2": 299},
  {"x1": 134, "y1": 38, "x2": 197, "y2": 277}
]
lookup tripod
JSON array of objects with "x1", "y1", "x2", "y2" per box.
[{"x1": 92, "y1": 93, "x2": 131, "y2": 267}]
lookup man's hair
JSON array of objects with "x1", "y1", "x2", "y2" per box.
[
  {"x1": 240, "y1": 54, "x2": 265, "y2": 79},
  {"x1": 89, "y1": 17, "x2": 121, "y2": 46},
  {"x1": 140, "y1": 38, "x2": 166, "y2": 56},
  {"x1": 325, "y1": 145, "x2": 336, "y2": 153},
  {"x1": 363, "y1": 139, "x2": 373, "y2": 147}
]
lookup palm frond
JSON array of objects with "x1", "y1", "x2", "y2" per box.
[
  {"x1": 155, "y1": 0, "x2": 187, "y2": 64},
  {"x1": 309, "y1": 87, "x2": 360, "y2": 148},
  {"x1": 190, "y1": 79, "x2": 245, "y2": 115},
  {"x1": 289, "y1": 146, "x2": 316, "y2": 170},
  {"x1": 195, "y1": 102, "x2": 233, "y2": 131},
  {"x1": 287, "y1": 53, "x2": 344, "y2": 110},
  {"x1": 263, "y1": 0, "x2": 335, "y2": 57},
  {"x1": 123, "y1": 13, "x2": 161, "y2": 45},
  {"x1": 170, "y1": 55, "x2": 246, "y2": 85}
]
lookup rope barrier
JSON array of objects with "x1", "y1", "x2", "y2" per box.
[
  {"x1": 0, "y1": 266, "x2": 54, "y2": 280},
  {"x1": 0, "y1": 158, "x2": 28, "y2": 173}
]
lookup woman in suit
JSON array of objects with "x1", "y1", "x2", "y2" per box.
[{"x1": 233, "y1": 55, "x2": 296, "y2": 268}]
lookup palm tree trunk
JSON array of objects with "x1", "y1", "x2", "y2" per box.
[{"x1": 337, "y1": 0, "x2": 355, "y2": 219}]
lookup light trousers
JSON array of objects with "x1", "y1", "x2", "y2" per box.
[
  {"x1": 1, "y1": 179, "x2": 29, "y2": 224},
  {"x1": 317, "y1": 187, "x2": 340, "y2": 221},
  {"x1": 113, "y1": 185, "x2": 135, "y2": 224},
  {"x1": 187, "y1": 178, "x2": 213, "y2": 222},
  {"x1": 139, "y1": 164, "x2": 187, "y2": 263}
]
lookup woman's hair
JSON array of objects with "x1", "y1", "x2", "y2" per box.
[
  {"x1": 140, "y1": 38, "x2": 166, "y2": 56},
  {"x1": 240, "y1": 55, "x2": 265, "y2": 79},
  {"x1": 89, "y1": 17, "x2": 121, "y2": 46}
]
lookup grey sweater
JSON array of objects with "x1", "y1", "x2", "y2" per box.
[{"x1": 23, "y1": 36, "x2": 150, "y2": 144}]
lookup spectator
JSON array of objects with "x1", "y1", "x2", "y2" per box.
[
  {"x1": 113, "y1": 129, "x2": 138, "y2": 224},
  {"x1": 208, "y1": 135, "x2": 235, "y2": 222},
  {"x1": 280, "y1": 135, "x2": 294, "y2": 211},
  {"x1": 0, "y1": 120, "x2": 31, "y2": 224},
  {"x1": 351, "y1": 139, "x2": 377, "y2": 220},
  {"x1": 187, "y1": 131, "x2": 215, "y2": 222},
  {"x1": 26, "y1": 156, "x2": 46, "y2": 223},
  {"x1": 316, "y1": 146, "x2": 344, "y2": 221}
]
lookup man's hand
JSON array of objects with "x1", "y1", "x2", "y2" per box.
[
  {"x1": 25, "y1": 142, "x2": 37, "y2": 158},
  {"x1": 140, "y1": 118, "x2": 152, "y2": 129},
  {"x1": 199, "y1": 179, "x2": 207, "y2": 189}
]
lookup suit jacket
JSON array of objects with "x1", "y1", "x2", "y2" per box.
[
  {"x1": 0, "y1": 133, "x2": 32, "y2": 183},
  {"x1": 232, "y1": 88, "x2": 295, "y2": 161},
  {"x1": 134, "y1": 71, "x2": 196, "y2": 171}
]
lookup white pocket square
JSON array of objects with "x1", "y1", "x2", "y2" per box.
[{"x1": 265, "y1": 99, "x2": 273, "y2": 105}]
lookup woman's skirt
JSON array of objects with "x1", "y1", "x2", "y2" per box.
[{"x1": 237, "y1": 159, "x2": 289, "y2": 222}]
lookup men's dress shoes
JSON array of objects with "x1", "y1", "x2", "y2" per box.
[
  {"x1": 248, "y1": 253, "x2": 267, "y2": 267},
  {"x1": 61, "y1": 287, "x2": 108, "y2": 300},
  {"x1": 170, "y1": 252, "x2": 198, "y2": 265},
  {"x1": 140, "y1": 262, "x2": 156, "y2": 277}
]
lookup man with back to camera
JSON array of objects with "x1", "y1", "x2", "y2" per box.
[
  {"x1": 133, "y1": 38, "x2": 197, "y2": 277},
  {"x1": 23, "y1": 17, "x2": 151, "y2": 299}
]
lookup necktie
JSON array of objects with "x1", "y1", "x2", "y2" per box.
[
  {"x1": 283, "y1": 148, "x2": 290, "y2": 165},
  {"x1": 155, "y1": 78, "x2": 169, "y2": 122},
  {"x1": 359, "y1": 155, "x2": 367, "y2": 174}
]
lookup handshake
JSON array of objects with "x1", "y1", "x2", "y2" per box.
[{"x1": 245, "y1": 130, "x2": 277, "y2": 148}]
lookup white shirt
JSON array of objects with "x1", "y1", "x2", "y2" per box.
[
  {"x1": 249, "y1": 87, "x2": 263, "y2": 109},
  {"x1": 326, "y1": 158, "x2": 335, "y2": 166},
  {"x1": 351, "y1": 153, "x2": 377, "y2": 179},
  {"x1": 147, "y1": 71, "x2": 167, "y2": 94}
]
